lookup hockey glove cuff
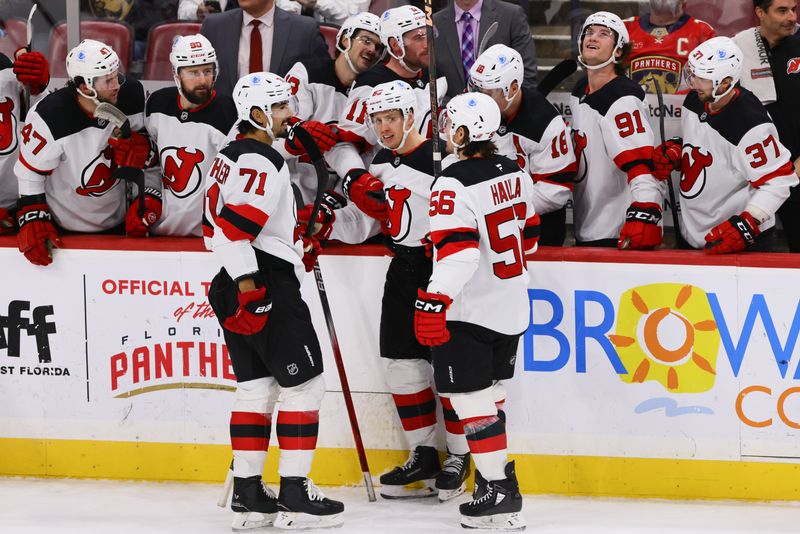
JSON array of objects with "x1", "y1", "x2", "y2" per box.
[
  {"x1": 704, "y1": 211, "x2": 761, "y2": 255},
  {"x1": 16, "y1": 195, "x2": 60, "y2": 266},
  {"x1": 223, "y1": 286, "x2": 271, "y2": 335},
  {"x1": 343, "y1": 169, "x2": 388, "y2": 220},
  {"x1": 618, "y1": 202, "x2": 663, "y2": 250},
  {"x1": 125, "y1": 188, "x2": 163, "y2": 237},
  {"x1": 414, "y1": 289, "x2": 453, "y2": 347}
]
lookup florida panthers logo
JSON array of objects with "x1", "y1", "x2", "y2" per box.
[
  {"x1": 572, "y1": 130, "x2": 588, "y2": 184},
  {"x1": 679, "y1": 145, "x2": 714, "y2": 199},
  {"x1": 76, "y1": 146, "x2": 119, "y2": 197},
  {"x1": 161, "y1": 146, "x2": 205, "y2": 198},
  {"x1": 0, "y1": 97, "x2": 18, "y2": 156},
  {"x1": 385, "y1": 186, "x2": 411, "y2": 242}
]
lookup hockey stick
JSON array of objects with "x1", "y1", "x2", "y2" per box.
[
  {"x1": 216, "y1": 459, "x2": 234, "y2": 508},
  {"x1": 94, "y1": 102, "x2": 146, "y2": 219},
  {"x1": 291, "y1": 125, "x2": 377, "y2": 503},
  {"x1": 423, "y1": 0, "x2": 441, "y2": 178},
  {"x1": 536, "y1": 59, "x2": 578, "y2": 97},
  {"x1": 477, "y1": 21, "x2": 499, "y2": 57},
  {"x1": 21, "y1": 2, "x2": 37, "y2": 121},
  {"x1": 649, "y1": 75, "x2": 681, "y2": 237}
]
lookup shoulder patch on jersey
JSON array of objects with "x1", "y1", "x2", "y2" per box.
[
  {"x1": 220, "y1": 138, "x2": 285, "y2": 171},
  {"x1": 34, "y1": 87, "x2": 96, "y2": 140},
  {"x1": 148, "y1": 88, "x2": 237, "y2": 134},
  {"x1": 116, "y1": 78, "x2": 145, "y2": 116},
  {"x1": 579, "y1": 76, "x2": 645, "y2": 116},
  {"x1": 506, "y1": 87, "x2": 560, "y2": 142},
  {"x1": 685, "y1": 87, "x2": 773, "y2": 146},
  {"x1": 441, "y1": 155, "x2": 521, "y2": 186}
]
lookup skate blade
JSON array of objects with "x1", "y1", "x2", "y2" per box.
[
  {"x1": 379, "y1": 479, "x2": 437, "y2": 500},
  {"x1": 461, "y1": 512, "x2": 526, "y2": 531},
  {"x1": 231, "y1": 511, "x2": 278, "y2": 531},
  {"x1": 274, "y1": 511, "x2": 344, "y2": 530},
  {"x1": 437, "y1": 482, "x2": 466, "y2": 502}
]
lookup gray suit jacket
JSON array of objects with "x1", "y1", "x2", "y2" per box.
[
  {"x1": 201, "y1": 8, "x2": 329, "y2": 97},
  {"x1": 433, "y1": 0, "x2": 538, "y2": 99}
]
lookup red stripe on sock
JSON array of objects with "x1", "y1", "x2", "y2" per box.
[
  {"x1": 276, "y1": 411, "x2": 319, "y2": 425},
  {"x1": 400, "y1": 412, "x2": 438, "y2": 431},
  {"x1": 444, "y1": 419, "x2": 465, "y2": 435},
  {"x1": 467, "y1": 432, "x2": 507, "y2": 454},
  {"x1": 392, "y1": 388, "x2": 435, "y2": 407},
  {"x1": 231, "y1": 412, "x2": 271, "y2": 426},
  {"x1": 231, "y1": 436, "x2": 269, "y2": 451}
]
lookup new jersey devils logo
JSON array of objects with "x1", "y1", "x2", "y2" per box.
[
  {"x1": 161, "y1": 146, "x2": 205, "y2": 198},
  {"x1": 76, "y1": 146, "x2": 119, "y2": 197},
  {"x1": 787, "y1": 57, "x2": 800, "y2": 75},
  {"x1": 572, "y1": 130, "x2": 588, "y2": 184},
  {"x1": 0, "y1": 97, "x2": 18, "y2": 156},
  {"x1": 385, "y1": 186, "x2": 412, "y2": 242},
  {"x1": 679, "y1": 145, "x2": 714, "y2": 199}
]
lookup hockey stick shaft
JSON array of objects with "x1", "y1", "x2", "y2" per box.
[
  {"x1": 22, "y1": 3, "x2": 37, "y2": 120},
  {"x1": 650, "y1": 75, "x2": 681, "y2": 236},
  {"x1": 423, "y1": 0, "x2": 441, "y2": 178},
  {"x1": 291, "y1": 125, "x2": 329, "y2": 238},
  {"x1": 536, "y1": 59, "x2": 578, "y2": 97},
  {"x1": 477, "y1": 21, "x2": 498, "y2": 57},
  {"x1": 312, "y1": 261, "x2": 376, "y2": 502}
]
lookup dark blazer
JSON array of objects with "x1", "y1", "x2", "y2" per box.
[
  {"x1": 433, "y1": 0, "x2": 538, "y2": 99},
  {"x1": 201, "y1": 7, "x2": 329, "y2": 96}
]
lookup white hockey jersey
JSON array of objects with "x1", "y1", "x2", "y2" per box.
[
  {"x1": 494, "y1": 87, "x2": 576, "y2": 215},
  {"x1": 145, "y1": 87, "x2": 238, "y2": 237},
  {"x1": 203, "y1": 138, "x2": 303, "y2": 281},
  {"x1": 678, "y1": 87, "x2": 798, "y2": 248},
  {"x1": 569, "y1": 75, "x2": 664, "y2": 242},
  {"x1": 338, "y1": 63, "x2": 446, "y2": 148},
  {"x1": 427, "y1": 156, "x2": 537, "y2": 335},
  {"x1": 0, "y1": 56, "x2": 21, "y2": 210},
  {"x1": 14, "y1": 81, "x2": 147, "y2": 232},
  {"x1": 369, "y1": 139, "x2": 435, "y2": 248}
]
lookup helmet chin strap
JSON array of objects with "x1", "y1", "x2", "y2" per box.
[
  {"x1": 377, "y1": 112, "x2": 414, "y2": 151},
  {"x1": 250, "y1": 109, "x2": 276, "y2": 139},
  {"x1": 710, "y1": 81, "x2": 735, "y2": 104},
  {"x1": 77, "y1": 83, "x2": 101, "y2": 106},
  {"x1": 578, "y1": 50, "x2": 618, "y2": 71}
]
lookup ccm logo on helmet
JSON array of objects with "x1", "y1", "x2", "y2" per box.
[{"x1": 415, "y1": 300, "x2": 445, "y2": 313}]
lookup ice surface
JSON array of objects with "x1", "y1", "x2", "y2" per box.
[{"x1": 1, "y1": 478, "x2": 799, "y2": 533}]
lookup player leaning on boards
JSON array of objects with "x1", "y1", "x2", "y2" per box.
[
  {"x1": 203, "y1": 72, "x2": 343, "y2": 531},
  {"x1": 569, "y1": 11, "x2": 666, "y2": 250},
  {"x1": 0, "y1": 47, "x2": 49, "y2": 234},
  {"x1": 415, "y1": 92, "x2": 537, "y2": 532},
  {"x1": 144, "y1": 34, "x2": 237, "y2": 237},
  {"x1": 14, "y1": 39, "x2": 154, "y2": 266},
  {"x1": 358, "y1": 80, "x2": 471, "y2": 502},
  {"x1": 284, "y1": 12, "x2": 385, "y2": 244},
  {"x1": 652, "y1": 37, "x2": 798, "y2": 253},
  {"x1": 468, "y1": 44, "x2": 576, "y2": 246}
]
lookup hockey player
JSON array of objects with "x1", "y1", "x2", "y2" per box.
[
  {"x1": 204, "y1": 72, "x2": 343, "y2": 531},
  {"x1": 284, "y1": 12, "x2": 384, "y2": 244},
  {"x1": 337, "y1": 5, "x2": 446, "y2": 151},
  {"x1": 144, "y1": 34, "x2": 237, "y2": 237},
  {"x1": 570, "y1": 11, "x2": 665, "y2": 249},
  {"x1": 14, "y1": 39, "x2": 152, "y2": 266},
  {"x1": 468, "y1": 44, "x2": 576, "y2": 246},
  {"x1": 652, "y1": 37, "x2": 798, "y2": 253},
  {"x1": 0, "y1": 48, "x2": 50, "y2": 233},
  {"x1": 416, "y1": 92, "x2": 535, "y2": 531},
  {"x1": 625, "y1": 0, "x2": 716, "y2": 93},
  {"x1": 358, "y1": 80, "x2": 470, "y2": 501}
]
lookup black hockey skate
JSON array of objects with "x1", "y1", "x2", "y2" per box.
[
  {"x1": 230, "y1": 475, "x2": 278, "y2": 531},
  {"x1": 472, "y1": 469, "x2": 488, "y2": 500},
  {"x1": 436, "y1": 451, "x2": 471, "y2": 502},
  {"x1": 460, "y1": 461, "x2": 525, "y2": 531},
  {"x1": 275, "y1": 476, "x2": 344, "y2": 529},
  {"x1": 379, "y1": 445, "x2": 441, "y2": 499}
]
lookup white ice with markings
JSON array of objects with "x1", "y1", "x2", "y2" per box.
[{"x1": 1, "y1": 477, "x2": 799, "y2": 533}]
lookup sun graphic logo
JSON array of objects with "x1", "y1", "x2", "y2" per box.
[{"x1": 610, "y1": 283, "x2": 720, "y2": 393}]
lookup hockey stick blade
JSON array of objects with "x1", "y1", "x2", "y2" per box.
[
  {"x1": 94, "y1": 102, "x2": 132, "y2": 139},
  {"x1": 290, "y1": 124, "x2": 330, "y2": 239},
  {"x1": 536, "y1": 59, "x2": 578, "y2": 97},
  {"x1": 21, "y1": 2, "x2": 37, "y2": 121},
  {"x1": 477, "y1": 21, "x2": 499, "y2": 57}
]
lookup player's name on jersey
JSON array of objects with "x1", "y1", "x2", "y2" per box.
[{"x1": 490, "y1": 176, "x2": 523, "y2": 206}]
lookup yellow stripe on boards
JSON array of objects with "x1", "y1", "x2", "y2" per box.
[{"x1": 2, "y1": 438, "x2": 800, "y2": 501}]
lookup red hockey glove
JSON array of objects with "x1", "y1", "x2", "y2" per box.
[
  {"x1": 125, "y1": 188, "x2": 163, "y2": 237},
  {"x1": 652, "y1": 137, "x2": 682, "y2": 181},
  {"x1": 704, "y1": 211, "x2": 761, "y2": 255},
  {"x1": 343, "y1": 168, "x2": 388, "y2": 220},
  {"x1": 16, "y1": 196, "x2": 60, "y2": 266},
  {"x1": 223, "y1": 286, "x2": 271, "y2": 335},
  {"x1": 414, "y1": 289, "x2": 453, "y2": 347},
  {"x1": 297, "y1": 201, "x2": 335, "y2": 241},
  {"x1": 618, "y1": 202, "x2": 663, "y2": 250},
  {"x1": 285, "y1": 120, "x2": 338, "y2": 156},
  {"x1": 108, "y1": 131, "x2": 152, "y2": 169},
  {"x1": 0, "y1": 207, "x2": 15, "y2": 235},
  {"x1": 421, "y1": 233, "x2": 433, "y2": 258},
  {"x1": 13, "y1": 48, "x2": 49, "y2": 95},
  {"x1": 301, "y1": 234, "x2": 322, "y2": 272}
]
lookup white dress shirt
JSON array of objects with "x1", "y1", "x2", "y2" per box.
[{"x1": 238, "y1": 7, "x2": 276, "y2": 78}]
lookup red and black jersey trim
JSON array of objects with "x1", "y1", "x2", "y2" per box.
[
  {"x1": 614, "y1": 146, "x2": 655, "y2": 181},
  {"x1": 431, "y1": 227, "x2": 479, "y2": 260},
  {"x1": 217, "y1": 203, "x2": 268, "y2": 242},
  {"x1": 751, "y1": 160, "x2": 796, "y2": 188},
  {"x1": 532, "y1": 162, "x2": 577, "y2": 189}
]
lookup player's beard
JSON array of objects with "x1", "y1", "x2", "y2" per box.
[
  {"x1": 183, "y1": 83, "x2": 213, "y2": 105},
  {"x1": 650, "y1": 0, "x2": 682, "y2": 18}
]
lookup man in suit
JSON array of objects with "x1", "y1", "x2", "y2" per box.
[
  {"x1": 200, "y1": 0, "x2": 330, "y2": 96},
  {"x1": 433, "y1": 0, "x2": 538, "y2": 99}
]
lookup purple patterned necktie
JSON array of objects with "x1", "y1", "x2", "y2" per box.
[{"x1": 460, "y1": 11, "x2": 475, "y2": 81}]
